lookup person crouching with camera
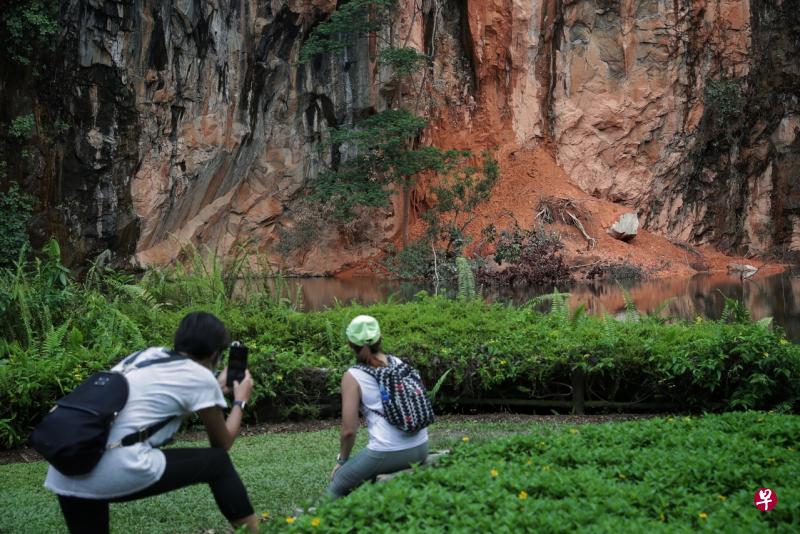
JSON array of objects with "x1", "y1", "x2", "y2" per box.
[{"x1": 43, "y1": 312, "x2": 258, "y2": 533}]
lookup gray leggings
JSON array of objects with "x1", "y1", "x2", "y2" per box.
[{"x1": 328, "y1": 441, "x2": 429, "y2": 499}]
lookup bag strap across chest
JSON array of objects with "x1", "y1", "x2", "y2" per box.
[{"x1": 109, "y1": 350, "x2": 189, "y2": 448}]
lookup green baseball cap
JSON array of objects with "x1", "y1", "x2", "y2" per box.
[{"x1": 346, "y1": 315, "x2": 381, "y2": 346}]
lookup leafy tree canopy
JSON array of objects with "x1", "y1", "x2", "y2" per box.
[
  {"x1": 313, "y1": 109, "x2": 466, "y2": 221},
  {"x1": 379, "y1": 46, "x2": 427, "y2": 78},
  {"x1": 1, "y1": 0, "x2": 59, "y2": 66},
  {"x1": 0, "y1": 183, "x2": 35, "y2": 267},
  {"x1": 299, "y1": 0, "x2": 396, "y2": 63}
]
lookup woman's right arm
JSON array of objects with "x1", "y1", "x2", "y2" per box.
[
  {"x1": 336, "y1": 373, "x2": 361, "y2": 460},
  {"x1": 198, "y1": 370, "x2": 254, "y2": 450}
]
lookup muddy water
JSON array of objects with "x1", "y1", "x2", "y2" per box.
[{"x1": 275, "y1": 271, "x2": 800, "y2": 341}]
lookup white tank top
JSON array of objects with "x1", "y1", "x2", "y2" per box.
[{"x1": 347, "y1": 356, "x2": 429, "y2": 452}]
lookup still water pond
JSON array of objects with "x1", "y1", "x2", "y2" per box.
[{"x1": 277, "y1": 271, "x2": 800, "y2": 341}]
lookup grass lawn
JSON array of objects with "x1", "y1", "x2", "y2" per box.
[{"x1": 0, "y1": 418, "x2": 541, "y2": 533}]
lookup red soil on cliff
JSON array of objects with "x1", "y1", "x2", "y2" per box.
[{"x1": 400, "y1": 128, "x2": 779, "y2": 280}]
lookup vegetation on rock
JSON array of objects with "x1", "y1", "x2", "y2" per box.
[
  {"x1": 0, "y1": 0, "x2": 59, "y2": 66},
  {"x1": 0, "y1": 183, "x2": 35, "y2": 267}
]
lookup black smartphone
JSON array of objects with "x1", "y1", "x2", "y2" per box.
[{"x1": 226, "y1": 341, "x2": 248, "y2": 389}]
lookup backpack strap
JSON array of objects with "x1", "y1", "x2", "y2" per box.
[
  {"x1": 115, "y1": 418, "x2": 177, "y2": 448},
  {"x1": 132, "y1": 350, "x2": 187, "y2": 370},
  {"x1": 121, "y1": 349, "x2": 186, "y2": 373},
  {"x1": 351, "y1": 357, "x2": 398, "y2": 418},
  {"x1": 108, "y1": 350, "x2": 189, "y2": 449}
]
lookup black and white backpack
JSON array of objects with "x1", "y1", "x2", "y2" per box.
[{"x1": 353, "y1": 356, "x2": 435, "y2": 433}]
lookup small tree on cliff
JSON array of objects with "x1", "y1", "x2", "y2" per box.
[
  {"x1": 423, "y1": 153, "x2": 500, "y2": 256},
  {"x1": 312, "y1": 109, "x2": 466, "y2": 244}
]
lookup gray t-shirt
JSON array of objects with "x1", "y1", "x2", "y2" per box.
[{"x1": 44, "y1": 347, "x2": 226, "y2": 499}]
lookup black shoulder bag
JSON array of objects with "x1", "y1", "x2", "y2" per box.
[{"x1": 31, "y1": 350, "x2": 186, "y2": 476}]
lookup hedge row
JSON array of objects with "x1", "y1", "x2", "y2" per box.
[
  {"x1": 2, "y1": 277, "x2": 800, "y2": 447},
  {"x1": 240, "y1": 296, "x2": 800, "y2": 418}
]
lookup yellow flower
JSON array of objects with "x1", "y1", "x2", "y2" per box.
[
  {"x1": 569, "y1": 428, "x2": 579, "y2": 434},
  {"x1": 618, "y1": 473, "x2": 626, "y2": 480},
  {"x1": 525, "y1": 460, "x2": 533, "y2": 466},
  {"x1": 538, "y1": 441, "x2": 546, "y2": 447},
  {"x1": 767, "y1": 457, "x2": 776, "y2": 463},
  {"x1": 718, "y1": 495, "x2": 727, "y2": 501},
  {"x1": 757, "y1": 417, "x2": 765, "y2": 423},
  {"x1": 490, "y1": 468, "x2": 499, "y2": 478},
  {"x1": 666, "y1": 417, "x2": 674, "y2": 423},
  {"x1": 500, "y1": 359, "x2": 507, "y2": 365},
  {"x1": 541, "y1": 465, "x2": 551, "y2": 471},
  {"x1": 286, "y1": 516, "x2": 295, "y2": 525},
  {"x1": 261, "y1": 511, "x2": 270, "y2": 520},
  {"x1": 698, "y1": 512, "x2": 708, "y2": 520},
  {"x1": 311, "y1": 518, "x2": 321, "y2": 528},
  {"x1": 780, "y1": 339, "x2": 789, "y2": 345},
  {"x1": 462, "y1": 436, "x2": 470, "y2": 443},
  {"x1": 518, "y1": 490, "x2": 528, "y2": 500},
  {"x1": 763, "y1": 352, "x2": 770, "y2": 358}
]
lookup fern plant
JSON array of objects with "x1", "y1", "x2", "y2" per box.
[
  {"x1": 616, "y1": 281, "x2": 639, "y2": 322},
  {"x1": 455, "y1": 257, "x2": 476, "y2": 300},
  {"x1": 719, "y1": 291, "x2": 751, "y2": 323},
  {"x1": 528, "y1": 289, "x2": 571, "y2": 322},
  {"x1": 40, "y1": 321, "x2": 70, "y2": 361}
]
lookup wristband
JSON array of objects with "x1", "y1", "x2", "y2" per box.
[{"x1": 233, "y1": 399, "x2": 247, "y2": 410}]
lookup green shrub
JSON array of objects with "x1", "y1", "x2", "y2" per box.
[
  {"x1": 705, "y1": 79, "x2": 745, "y2": 130},
  {"x1": 0, "y1": 183, "x2": 35, "y2": 267},
  {"x1": 379, "y1": 46, "x2": 427, "y2": 78},
  {"x1": 7, "y1": 114, "x2": 36, "y2": 140},
  {"x1": 266, "y1": 412, "x2": 800, "y2": 532},
  {"x1": 1, "y1": 0, "x2": 59, "y2": 66},
  {"x1": 383, "y1": 240, "x2": 436, "y2": 279}
]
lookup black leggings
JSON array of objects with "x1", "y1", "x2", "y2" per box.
[{"x1": 56, "y1": 448, "x2": 254, "y2": 534}]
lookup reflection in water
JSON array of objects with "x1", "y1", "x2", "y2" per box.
[{"x1": 271, "y1": 271, "x2": 800, "y2": 341}]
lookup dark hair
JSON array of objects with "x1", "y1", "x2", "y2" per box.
[
  {"x1": 349, "y1": 340, "x2": 386, "y2": 368},
  {"x1": 174, "y1": 312, "x2": 230, "y2": 360}
]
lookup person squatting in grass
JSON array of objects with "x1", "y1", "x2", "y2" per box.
[
  {"x1": 328, "y1": 315, "x2": 430, "y2": 499},
  {"x1": 43, "y1": 312, "x2": 259, "y2": 533}
]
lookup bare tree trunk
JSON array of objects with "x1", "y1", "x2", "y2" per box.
[{"x1": 431, "y1": 239, "x2": 440, "y2": 296}]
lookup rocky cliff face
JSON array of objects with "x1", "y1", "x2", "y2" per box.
[
  {"x1": 1, "y1": 0, "x2": 798, "y2": 271},
  {"x1": 646, "y1": 0, "x2": 800, "y2": 256},
  {"x1": 461, "y1": 0, "x2": 796, "y2": 257}
]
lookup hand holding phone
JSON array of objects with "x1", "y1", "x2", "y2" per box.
[{"x1": 226, "y1": 341, "x2": 249, "y2": 389}]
